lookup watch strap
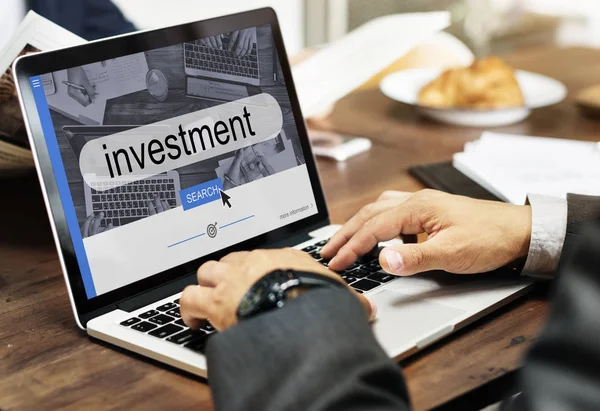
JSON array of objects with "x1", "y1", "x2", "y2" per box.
[{"x1": 237, "y1": 269, "x2": 343, "y2": 320}]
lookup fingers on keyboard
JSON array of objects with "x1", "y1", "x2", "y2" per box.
[
  {"x1": 120, "y1": 298, "x2": 216, "y2": 354},
  {"x1": 302, "y1": 238, "x2": 392, "y2": 293}
]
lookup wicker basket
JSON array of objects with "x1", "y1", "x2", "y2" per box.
[{"x1": 0, "y1": 68, "x2": 17, "y2": 103}]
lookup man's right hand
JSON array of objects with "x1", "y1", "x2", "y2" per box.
[{"x1": 321, "y1": 189, "x2": 532, "y2": 276}]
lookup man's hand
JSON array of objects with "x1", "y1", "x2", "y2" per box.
[
  {"x1": 81, "y1": 212, "x2": 113, "y2": 238},
  {"x1": 199, "y1": 35, "x2": 223, "y2": 50},
  {"x1": 180, "y1": 248, "x2": 375, "y2": 331},
  {"x1": 66, "y1": 67, "x2": 95, "y2": 107},
  {"x1": 228, "y1": 28, "x2": 257, "y2": 57},
  {"x1": 256, "y1": 153, "x2": 275, "y2": 176},
  {"x1": 146, "y1": 195, "x2": 171, "y2": 215},
  {"x1": 200, "y1": 29, "x2": 257, "y2": 57},
  {"x1": 223, "y1": 148, "x2": 247, "y2": 189},
  {"x1": 321, "y1": 189, "x2": 532, "y2": 276}
]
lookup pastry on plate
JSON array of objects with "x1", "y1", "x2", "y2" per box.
[{"x1": 418, "y1": 57, "x2": 524, "y2": 109}]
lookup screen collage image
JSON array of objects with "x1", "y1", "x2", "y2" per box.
[{"x1": 29, "y1": 24, "x2": 318, "y2": 298}]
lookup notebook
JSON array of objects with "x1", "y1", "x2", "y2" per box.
[{"x1": 452, "y1": 132, "x2": 600, "y2": 205}]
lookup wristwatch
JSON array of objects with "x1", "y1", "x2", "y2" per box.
[{"x1": 237, "y1": 269, "x2": 343, "y2": 320}]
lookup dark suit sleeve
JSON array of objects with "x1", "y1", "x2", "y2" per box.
[
  {"x1": 503, "y1": 219, "x2": 600, "y2": 410},
  {"x1": 566, "y1": 194, "x2": 600, "y2": 235},
  {"x1": 206, "y1": 288, "x2": 410, "y2": 411},
  {"x1": 562, "y1": 194, "x2": 600, "y2": 259}
]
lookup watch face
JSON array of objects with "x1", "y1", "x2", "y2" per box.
[
  {"x1": 238, "y1": 285, "x2": 266, "y2": 317},
  {"x1": 237, "y1": 270, "x2": 298, "y2": 319}
]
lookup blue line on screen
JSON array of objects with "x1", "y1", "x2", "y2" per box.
[
  {"x1": 167, "y1": 215, "x2": 255, "y2": 249},
  {"x1": 219, "y1": 215, "x2": 255, "y2": 230},
  {"x1": 167, "y1": 233, "x2": 206, "y2": 248},
  {"x1": 30, "y1": 76, "x2": 97, "y2": 298}
]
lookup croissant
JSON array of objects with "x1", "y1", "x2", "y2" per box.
[{"x1": 418, "y1": 57, "x2": 524, "y2": 109}]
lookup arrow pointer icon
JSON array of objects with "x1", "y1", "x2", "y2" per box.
[{"x1": 220, "y1": 189, "x2": 232, "y2": 208}]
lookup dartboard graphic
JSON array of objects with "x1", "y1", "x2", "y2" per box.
[{"x1": 207, "y1": 223, "x2": 218, "y2": 238}]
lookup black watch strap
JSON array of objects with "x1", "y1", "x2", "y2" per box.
[
  {"x1": 237, "y1": 269, "x2": 343, "y2": 320},
  {"x1": 292, "y1": 270, "x2": 345, "y2": 288}
]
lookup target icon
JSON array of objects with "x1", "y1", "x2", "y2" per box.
[{"x1": 207, "y1": 223, "x2": 218, "y2": 238}]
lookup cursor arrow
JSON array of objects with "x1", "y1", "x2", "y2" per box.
[{"x1": 220, "y1": 189, "x2": 232, "y2": 208}]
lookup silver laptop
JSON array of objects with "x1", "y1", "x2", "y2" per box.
[{"x1": 14, "y1": 8, "x2": 532, "y2": 379}]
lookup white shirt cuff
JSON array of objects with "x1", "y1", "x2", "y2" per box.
[{"x1": 522, "y1": 194, "x2": 567, "y2": 279}]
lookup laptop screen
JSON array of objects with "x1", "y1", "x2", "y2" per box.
[{"x1": 27, "y1": 24, "x2": 319, "y2": 299}]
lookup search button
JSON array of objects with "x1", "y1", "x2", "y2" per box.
[{"x1": 179, "y1": 178, "x2": 224, "y2": 211}]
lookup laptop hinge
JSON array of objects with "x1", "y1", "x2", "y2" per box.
[
  {"x1": 263, "y1": 220, "x2": 328, "y2": 248},
  {"x1": 117, "y1": 273, "x2": 196, "y2": 313}
]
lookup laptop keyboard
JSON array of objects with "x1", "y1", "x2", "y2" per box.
[
  {"x1": 89, "y1": 177, "x2": 178, "y2": 227},
  {"x1": 303, "y1": 239, "x2": 395, "y2": 293},
  {"x1": 184, "y1": 38, "x2": 259, "y2": 80},
  {"x1": 119, "y1": 239, "x2": 392, "y2": 352},
  {"x1": 121, "y1": 298, "x2": 217, "y2": 354}
]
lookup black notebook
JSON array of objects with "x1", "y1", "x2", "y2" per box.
[{"x1": 408, "y1": 162, "x2": 503, "y2": 202}]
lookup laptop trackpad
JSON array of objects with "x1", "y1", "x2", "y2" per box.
[{"x1": 369, "y1": 290, "x2": 466, "y2": 356}]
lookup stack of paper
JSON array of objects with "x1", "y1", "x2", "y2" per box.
[{"x1": 453, "y1": 132, "x2": 600, "y2": 204}]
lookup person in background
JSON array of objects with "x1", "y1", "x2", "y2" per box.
[
  {"x1": 29, "y1": 0, "x2": 256, "y2": 56},
  {"x1": 180, "y1": 189, "x2": 600, "y2": 410},
  {"x1": 1, "y1": 0, "x2": 135, "y2": 55},
  {"x1": 28, "y1": 0, "x2": 135, "y2": 41}
]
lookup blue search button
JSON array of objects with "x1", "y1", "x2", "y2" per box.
[{"x1": 179, "y1": 178, "x2": 224, "y2": 211}]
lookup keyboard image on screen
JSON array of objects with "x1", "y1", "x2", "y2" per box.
[
  {"x1": 84, "y1": 171, "x2": 182, "y2": 228},
  {"x1": 183, "y1": 37, "x2": 260, "y2": 86}
]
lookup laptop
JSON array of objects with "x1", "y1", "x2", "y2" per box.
[
  {"x1": 184, "y1": 31, "x2": 260, "y2": 85},
  {"x1": 184, "y1": 29, "x2": 261, "y2": 103},
  {"x1": 14, "y1": 8, "x2": 532, "y2": 378}
]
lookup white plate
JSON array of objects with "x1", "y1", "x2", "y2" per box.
[{"x1": 380, "y1": 68, "x2": 567, "y2": 127}]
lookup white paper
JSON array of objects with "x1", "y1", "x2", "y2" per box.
[
  {"x1": 293, "y1": 11, "x2": 450, "y2": 118},
  {"x1": 453, "y1": 132, "x2": 600, "y2": 204},
  {"x1": 45, "y1": 54, "x2": 149, "y2": 125},
  {"x1": 1, "y1": 11, "x2": 85, "y2": 74},
  {"x1": 215, "y1": 130, "x2": 295, "y2": 181}
]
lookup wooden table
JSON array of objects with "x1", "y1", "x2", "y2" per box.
[{"x1": 2, "y1": 46, "x2": 600, "y2": 410}]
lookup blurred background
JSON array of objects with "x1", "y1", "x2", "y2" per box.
[{"x1": 112, "y1": 0, "x2": 600, "y2": 56}]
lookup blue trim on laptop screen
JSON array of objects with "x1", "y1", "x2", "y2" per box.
[{"x1": 30, "y1": 76, "x2": 97, "y2": 298}]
